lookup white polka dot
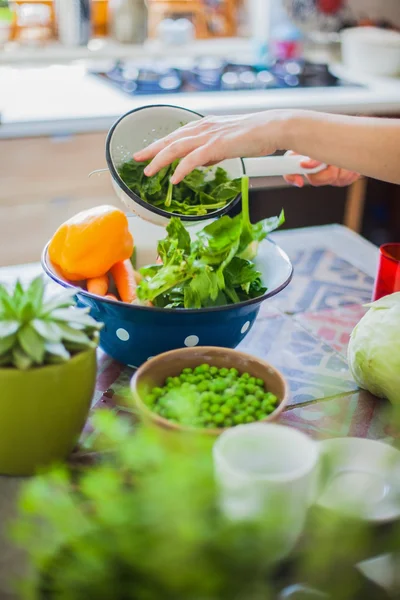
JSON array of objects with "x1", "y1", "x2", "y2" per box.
[
  {"x1": 241, "y1": 321, "x2": 250, "y2": 334},
  {"x1": 116, "y1": 327, "x2": 130, "y2": 341},
  {"x1": 184, "y1": 335, "x2": 199, "y2": 347}
]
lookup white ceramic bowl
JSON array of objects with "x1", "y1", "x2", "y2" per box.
[{"x1": 341, "y1": 27, "x2": 400, "y2": 77}]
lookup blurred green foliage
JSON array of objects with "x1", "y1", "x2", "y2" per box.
[{"x1": 11, "y1": 405, "x2": 400, "y2": 600}]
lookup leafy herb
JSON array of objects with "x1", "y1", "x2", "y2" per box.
[
  {"x1": 136, "y1": 177, "x2": 284, "y2": 309},
  {"x1": 118, "y1": 160, "x2": 241, "y2": 216},
  {"x1": 0, "y1": 278, "x2": 102, "y2": 369}
]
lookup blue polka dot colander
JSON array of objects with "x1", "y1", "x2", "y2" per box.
[{"x1": 42, "y1": 216, "x2": 293, "y2": 368}]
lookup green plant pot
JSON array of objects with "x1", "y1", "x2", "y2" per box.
[{"x1": 0, "y1": 348, "x2": 97, "y2": 476}]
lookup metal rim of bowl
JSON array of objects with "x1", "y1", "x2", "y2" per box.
[
  {"x1": 105, "y1": 103, "x2": 245, "y2": 222},
  {"x1": 130, "y1": 346, "x2": 289, "y2": 436},
  {"x1": 41, "y1": 240, "x2": 293, "y2": 315}
]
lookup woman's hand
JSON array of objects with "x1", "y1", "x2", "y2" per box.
[
  {"x1": 283, "y1": 151, "x2": 360, "y2": 188},
  {"x1": 133, "y1": 111, "x2": 286, "y2": 184}
]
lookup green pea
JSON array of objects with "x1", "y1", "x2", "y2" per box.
[
  {"x1": 226, "y1": 397, "x2": 239, "y2": 408},
  {"x1": 229, "y1": 368, "x2": 239, "y2": 377},
  {"x1": 213, "y1": 413, "x2": 225, "y2": 425},
  {"x1": 210, "y1": 404, "x2": 219, "y2": 414},
  {"x1": 250, "y1": 399, "x2": 261, "y2": 409},
  {"x1": 182, "y1": 368, "x2": 192, "y2": 375},
  {"x1": 255, "y1": 388, "x2": 264, "y2": 400},
  {"x1": 265, "y1": 392, "x2": 278, "y2": 404},
  {"x1": 256, "y1": 378, "x2": 264, "y2": 387},
  {"x1": 219, "y1": 367, "x2": 229, "y2": 377},
  {"x1": 246, "y1": 384, "x2": 257, "y2": 394},
  {"x1": 233, "y1": 414, "x2": 244, "y2": 425},
  {"x1": 145, "y1": 394, "x2": 156, "y2": 405},
  {"x1": 152, "y1": 387, "x2": 164, "y2": 397},
  {"x1": 201, "y1": 402, "x2": 210, "y2": 412},
  {"x1": 201, "y1": 391, "x2": 212, "y2": 402},
  {"x1": 210, "y1": 366, "x2": 219, "y2": 375},
  {"x1": 261, "y1": 399, "x2": 272, "y2": 412},
  {"x1": 246, "y1": 394, "x2": 256, "y2": 404},
  {"x1": 246, "y1": 406, "x2": 256, "y2": 416},
  {"x1": 256, "y1": 410, "x2": 265, "y2": 420},
  {"x1": 197, "y1": 381, "x2": 209, "y2": 392},
  {"x1": 221, "y1": 405, "x2": 232, "y2": 416},
  {"x1": 235, "y1": 388, "x2": 245, "y2": 399},
  {"x1": 179, "y1": 374, "x2": 187, "y2": 382},
  {"x1": 166, "y1": 376, "x2": 173, "y2": 384},
  {"x1": 241, "y1": 372, "x2": 250, "y2": 380},
  {"x1": 224, "y1": 418, "x2": 233, "y2": 427},
  {"x1": 202, "y1": 411, "x2": 212, "y2": 422},
  {"x1": 245, "y1": 415, "x2": 255, "y2": 423},
  {"x1": 248, "y1": 377, "x2": 256, "y2": 385},
  {"x1": 215, "y1": 380, "x2": 228, "y2": 393}
]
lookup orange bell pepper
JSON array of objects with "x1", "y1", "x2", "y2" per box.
[{"x1": 49, "y1": 205, "x2": 133, "y2": 281}]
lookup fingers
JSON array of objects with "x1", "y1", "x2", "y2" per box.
[
  {"x1": 171, "y1": 143, "x2": 219, "y2": 183},
  {"x1": 143, "y1": 135, "x2": 208, "y2": 177},
  {"x1": 284, "y1": 174, "x2": 304, "y2": 188},
  {"x1": 133, "y1": 119, "x2": 207, "y2": 162}
]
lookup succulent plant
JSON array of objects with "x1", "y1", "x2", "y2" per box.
[{"x1": 0, "y1": 277, "x2": 102, "y2": 370}]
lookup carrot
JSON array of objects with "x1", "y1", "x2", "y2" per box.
[
  {"x1": 105, "y1": 293, "x2": 118, "y2": 301},
  {"x1": 110, "y1": 259, "x2": 137, "y2": 303},
  {"x1": 87, "y1": 274, "x2": 109, "y2": 296}
]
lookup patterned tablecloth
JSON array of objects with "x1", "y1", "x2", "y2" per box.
[{"x1": 81, "y1": 226, "x2": 397, "y2": 448}]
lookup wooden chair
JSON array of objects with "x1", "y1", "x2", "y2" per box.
[{"x1": 344, "y1": 177, "x2": 367, "y2": 233}]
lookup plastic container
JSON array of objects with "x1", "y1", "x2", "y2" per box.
[{"x1": 372, "y1": 243, "x2": 400, "y2": 301}]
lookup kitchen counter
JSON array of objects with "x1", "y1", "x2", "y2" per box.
[{"x1": 1, "y1": 62, "x2": 400, "y2": 140}]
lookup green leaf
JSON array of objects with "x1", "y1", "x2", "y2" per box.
[
  {"x1": 183, "y1": 269, "x2": 220, "y2": 309},
  {"x1": 0, "y1": 285, "x2": 17, "y2": 319},
  {"x1": 12, "y1": 280, "x2": 24, "y2": 305},
  {"x1": 45, "y1": 342, "x2": 70, "y2": 362},
  {"x1": 0, "y1": 320, "x2": 19, "y2": 338},
  {"x1": 32, "y1": 319, "x2": 62, "y2": 342},
  {"x1": 197, "y1": 215, "x2": 242, "y2": 264},
  {"x1": 40, "y1": 289, "x2": 77, "y2": 315},
  {"x1": 51, "y1": 308, "x2": 100, "y2": 328},
  {"x1": 27, "y1": 276, "x2": 45, "y2": 312},
  {"x1": 18, "y1": 325, "x2": 45, "y2": 364},
  {"x1": 18, "y1": 300, "x2": 35, "y2": 322},
  {"x1": 165, "y1": 179, "x2": 173, "y2": 208},
  {"x1": 118, "y1": 158, "x2": 237, "y2": 216},
  {"x1": 12, "y1": 346, "x2": 33, "y2": 370},
  {"x1": 57, "y1": 323, "x2": 92, "y2": 346},
  {"x1": 0, "y1": 334, "x2": 16, "y2": 356}
]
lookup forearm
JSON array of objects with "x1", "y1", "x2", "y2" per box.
[{"x1": 277, "y1": 110, "x2": 400, "y2": 185}]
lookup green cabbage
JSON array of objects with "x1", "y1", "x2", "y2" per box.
[{"x1": 347, "y1": 292, "x2": 400, "y2": 404}]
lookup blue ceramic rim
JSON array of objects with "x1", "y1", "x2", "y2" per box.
[
  {"x1": 105, "y1": 103, "x2": 244, "y2": 222},
  {"x1": 41, "y1": 240, "x2": 293, "y2": 315}
]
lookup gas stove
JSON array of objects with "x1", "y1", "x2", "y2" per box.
[{"x1": 91, "y1": 58, "x2": 362, "y2": 96}]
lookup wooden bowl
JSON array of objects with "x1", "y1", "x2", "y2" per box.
[{"x1": 130, "y1": 347, "x2": 289, "y2": 436}]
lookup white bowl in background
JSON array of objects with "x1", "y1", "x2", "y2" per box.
[{"x1": 341, "y1": 27, "x2": 400, "y2": 77}]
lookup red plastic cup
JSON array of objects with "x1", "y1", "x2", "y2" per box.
[{"x1": 372, "y1": 243, "x2": 400, "y2": 301}]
